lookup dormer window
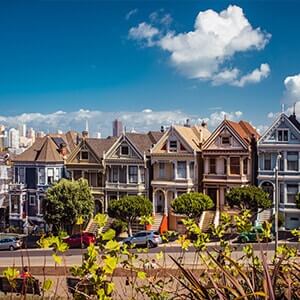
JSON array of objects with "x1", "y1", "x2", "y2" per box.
[
  {"x1": 221, "y1": 136, "x2": 230, "y2": 145},
  {"x1": 121, "y1": 145, "x2": 129, "y2": 155},
  {"x1": 277, "y1": 129, "x2": 289, "y2": 142},
  {"x1": 81, "y1": 151, "x2": 89, "y2": 160},
  {"x1": 169, "y1": 140, "x2": 177, "y2": 152}
]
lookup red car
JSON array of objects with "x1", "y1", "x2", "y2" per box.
[{"x1": 64, "y1": 232, "x2": 96, "y2": 248}]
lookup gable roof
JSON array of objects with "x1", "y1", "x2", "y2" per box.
[
  {"x1": 151, "y1": 124, "x2": 211, "y2": 153},
  {"x1": 203, "y1": 119, "x2": 259, "y2": 150},
  {"x1": 85, "y1": 137, "x2": 118, "y2": 159},
  {"x1": 259, "y1": 112, "x2": 300, "y2": 143}
]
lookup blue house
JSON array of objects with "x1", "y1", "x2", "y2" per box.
[{"x1": 257, "y1": 112, "x2": 300, "y2": 229}]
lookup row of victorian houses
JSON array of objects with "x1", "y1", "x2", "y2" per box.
[{"x1": 7, "y1": 111, "x2": 300, "y2": 232}]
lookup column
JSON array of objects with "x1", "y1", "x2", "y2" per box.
[
  {"x1": 283, "y1": 151, "x2": 287, "y2": 172},
  {"x1": 240, "y1": 158, "x2": 244, "y2": 176},
  {"x1": 186, "y1": 161, "x2": 190, "y2": 179},
  {"x1": 173, "y1": 161, "x2": 177, "y2": 180},
  {"x1": 298, "y1": 152, "x2": 300, "y2": 172},
  {"x1": 104, "y1": 194, "x2": 108, "y2": 213},
  {"x1": 37, "y1": 194, "x2": 40, "y2": 215},
  {"x1": 152, "y1": 191, "x2": 156, "y2": 215},
  {"x1": 137, "y1": 166, "x2": 141, "y2": 184},
  {"x1": 283, "y1": 183, "x2": 287, "y2": 204},
  {"x1": 126, "y1": 166, "x2": 129, "y2": 184},
  {"x1": 19, "y1": 194, "x2": 23, "y2": 218},
  {"x1": 227, "y1": 157, "x2": 230, "y2": 176},
  {"x1": 164, "y1": 190, "x2": 168, "y2": 215}
]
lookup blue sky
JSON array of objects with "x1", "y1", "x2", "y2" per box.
[{"x1": 0, "y1": 1, "x2": 300, "y2": 135}]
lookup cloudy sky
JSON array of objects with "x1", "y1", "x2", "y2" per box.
[{"x1": 0, "y1": 1, "x2": 300, "y2": 136}]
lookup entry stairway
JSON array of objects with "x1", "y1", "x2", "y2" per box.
[
  {"x1": 199, "y1": 211, "x2": 215, "y2": 233},
  {"x1": 85, "y1": 216, "x2": 113, "y2": 235},
  {"x1": 257, "y1": 208, "x2": 273, "y2": 225},
  {"x1": 152, "y1": 213, "x2": 163, "y2": 231}
]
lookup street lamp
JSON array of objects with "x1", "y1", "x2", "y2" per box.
[{"x1": 274, "y1": 153, "x2": 282, "y2": 257}]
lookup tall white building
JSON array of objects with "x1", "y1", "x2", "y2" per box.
[
  {"x1": 18, "y1": 124, "x2": 27, "y2": 138},
  {"x1": 8, "y1": 128, "x2": 20, "y2": 149}
]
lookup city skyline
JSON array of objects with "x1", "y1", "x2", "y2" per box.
[{"x1": 0, "y1": 1, "x2": 300, "y2": 135}]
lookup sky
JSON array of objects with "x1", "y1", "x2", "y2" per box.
[{"x1": 1, "y1": 0, "x2": 300, "y2": 136}]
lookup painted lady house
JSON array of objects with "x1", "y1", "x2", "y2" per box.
[
  {"x1": 201, "y1": 118, "x2": 259, "y2": 227},
  {"x1": 257, "y1": 111, "x2": 300, "y2": 229},
  {"x1": 150, "y1": 120, "x2": 211, "y2": 233}
]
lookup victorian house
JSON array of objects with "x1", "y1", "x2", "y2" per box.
[
  {"x1": 257, "y1": 112, "x2": 300, "y2": 229},
  {"x1": 201, "y1": 119, "x2": 259, "y2": 224},
  {"x1": 66, "y1": 132, "x2": 117, "y2": 214},
  {"x1": 9, "y1": 132, "x2": 78, "y2": 228},
  {"x1": 150, "y1": 122, "x2": 211, "y2": 232},
  {"x1": 104, "y1": 131, "x2": 163, "y2": 205}
]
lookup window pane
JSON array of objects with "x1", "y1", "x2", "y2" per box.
[
  {"x1": 177, "y1": 161, "x2": 186, "y2": 178},
  {"x1": 209, "y1": 158, "x2": 216, "y2": 174},
  {"x1": 129, "y1": 166, "x2": 138, "y2": 183},
  {"x1": 287, "y1": 184, "x2": 298, "y2": 203},
  {"x1": 230, "y1": 157, "x2": 240, "y2": 175},
  {"x1": 287, "y1": 152, "x2": 298, "y2": 171}
]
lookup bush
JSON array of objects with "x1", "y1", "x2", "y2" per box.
[{"x1": 111, "y1": 219, "x2": 127, "y2": 236}]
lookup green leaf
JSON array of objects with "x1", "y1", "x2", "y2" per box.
[
  {"x1": 102, "y1": 228, "x2": 116, "y2": 241},
  {"x1": 105, "y1": 240, "x2": 120, "y2": 251},
  {"x1": 137, "y1": 271, "x2": 147, "y2": 280},
  {"x1": 103, "y1": 256, "x2": 118, "y2": 274},
  {"x1": 42, "y1": 279, "x2": 53, "y2": 291},
  {"x1": 52, "y1": 253, "x2": 62, "y2": 265},
  {"x1": 76, "y1": 215, "x2": 84, "y2": 225}
]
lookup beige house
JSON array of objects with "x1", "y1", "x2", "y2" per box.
[
  {"x1": 151, "y1": 123, "x2": 210, "y2": 232},
  {"x1": 202, "y1": 119, "x2": 259, "y2": 218}
]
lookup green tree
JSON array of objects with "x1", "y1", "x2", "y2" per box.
[
  {"x1": 107, "y1": 195, "x2": 152, "y2": 236},
  {"x1": 44, "y1": 178, "x2": 94, "y2": 233},
  {"x1": 171, "y1": 192, "x2": 214, "y2": 222},
  {"x1": 225, "y1": 186, "x2": 272, "y2": 213}
]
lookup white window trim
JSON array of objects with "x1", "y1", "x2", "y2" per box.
[
  {"x1": 277, "y1": 128, "x2": 289, "y2": 142},
  {"x1": 29, "y1": 195, "x2": 36, "y2": 206}
]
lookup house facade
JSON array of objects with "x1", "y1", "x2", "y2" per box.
[
  {"x1": 257, "y1": 112, "x2": 300, "y2": 229},
  {"x1": 9, "y1": 132, "x2": 77, "y2": 228},
  {"x1": 150, "y1": 123, "x2": 210, "y2": 232},
  {"x1": 202, "y1": 120, "x2": 259, "y2": 216}
]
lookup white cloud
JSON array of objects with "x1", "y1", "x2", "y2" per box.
[
  {"x1": 126, "y1": 8, "x2": 138, "y2": 20},
  {"x1": 283, "y1": 74, "x2": 300, "y2": 103},
  {"x1": 231, "y1": 63, "x2": 270, "y2": 87},
  {"x1": 129, "y1": 5, "x2": 271, "y2": 86},
  {"x1": 0, "y1": 108, "x2": 246, "y2": 136},
  {"x1": 128, "y1": 22, "x2": 160, "y2": 46}
]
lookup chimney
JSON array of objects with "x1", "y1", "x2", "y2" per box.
[
  {"x1": 82, "y1": 130, "x2": 89, "y2": 139},
  {"x1": 59, "y1": 143, "x2": 67, "y2": 157},
  {"x1": 184, "y1": 119, "x2": 191, "y2": 127},
  {"x1": 201, "y1": 120, "x2": 207, "y2": 128},
  {"x1": 160, "y1": 126, "x2": 165, "y2": 133}
]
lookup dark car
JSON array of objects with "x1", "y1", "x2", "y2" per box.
[
  {"x1": 64, "y1": 232, "x2": 96, "y2": 248},
  {"x1": 123, "y1": 230, "x2": 162, "y2": 248}
]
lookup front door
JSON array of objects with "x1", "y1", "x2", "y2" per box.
[
  {"x1": 156, "y1": 191, "x2": 164, "y2": 213},
  {"x1": 207, "y1": 188, "x2": 218, "y2": 209}
]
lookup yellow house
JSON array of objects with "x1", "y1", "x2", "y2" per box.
[{"x1": 150, "y1": 122, "x2": 210, "y2": 232}]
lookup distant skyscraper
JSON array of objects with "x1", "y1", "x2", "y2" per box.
[
  {"x1": 112, "y1": 119, "x2": 123, "y2": 137},
  {"x1": 18, "y1": 124, "x2": 27, "y2": 138},
  {"x1": 95, "y1": 132, "x2": 101, "y2": 139},
  {"x1": 8, "y1": 128, "x2": 20, "y2": 149}
]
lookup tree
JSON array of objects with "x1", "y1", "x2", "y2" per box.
[
  {"x1": 225, "y1": 186, "x2": 272, "y2": 213},
  {"x1": 107, "y1": 195, "x2": 152, "y2": 236},
  {"x1": 171, "y1": 192, "x2": 214, "y2": 221},
  {"x1": 44, "y1": 178, "x2": 94, "y2": 233}
]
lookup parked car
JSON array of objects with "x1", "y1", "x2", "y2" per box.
[
  {"x1": 64, "y1": 232, "x2": 96, "y2": 248},
  {"x1": 123, "y1": 230, "x2": 162, "y2": 248},
  {"x1": 0, "y1": 237, "x2": 23, "y2": 251},
  {"x1": 237, "y1": 226, "x2": 274, "y2": 243}
]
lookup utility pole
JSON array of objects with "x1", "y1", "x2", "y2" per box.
[{"x1": 274, "y1": 153, "x2": 281, "y2": 257}]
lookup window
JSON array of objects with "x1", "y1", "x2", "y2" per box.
[
  {"x1": 121, "y1": 145, "x2": 129, "y2": 155},
  {"x1": 264, "y1": 153, "x2": 271, "y2": 170},
  {"x1": 129, "y1": 166, "x2": 138, "y2": 183},
  {"x1": 159, "y1": 163, "x2": 165, "y2": 178},
  {"x1": 169, "y1": 140, "x2": 177, "y2": 152},
  {"x1": 230, "y1": 157, "x2": 240, "y2": 175},
  {"x1": 280, "y1": 183, "x2": 284, "y2": 203},
  {"x1": 177, "y1": 161, "x2": 187, "y2": 179},
  {"x1": 287, "y1": 152, "x2": 298, "y2": 171},
  {"x1": 277, "y1": 129, "x2": 289, "y2": 142},
  {"x1": 287, "y1": 184, "x2": 298, "y2": 204},
  {"x1": 81, "y1": 151, "x2": 89, "y2": 160},
  {"x1": 10, "y1": 195, "x2": 20, "y2": 213},
  {"x1": 29, "y1": 195, "x2": 36, "y2": 206},
  {"x1": 39, "y1": 195, "x2": 44, "y2": 214},
  {"x1": 47, "y1": 168, "x2": 54, "y2": 184},
  {"x1": 209, "y1": 158, "x2": 216, "y2": 174},
  {"x1": 221, "y1": 136, "x2": 230, "y2": 145},
  {"x1": 112, "y1": 166, "x2": 118, "y2": 183},
  {"x1": 54, "y1": 168, "x2": 60, "y2": 181},
  {"x1": 223, "y1": 159, "x2": 227, "y2": 175},
  {"x1": 189, "y1": 162, "x2": 195, "y2": 178},
  {"x1": 243, "y1": 158, "x2": 248, "y2": 175},
  {"x1": 19, "y1": 167, "x2": 25, "y2": 184},
  {"x1": 38, "y1": 168, "x2": 45, "y2": 185}
]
